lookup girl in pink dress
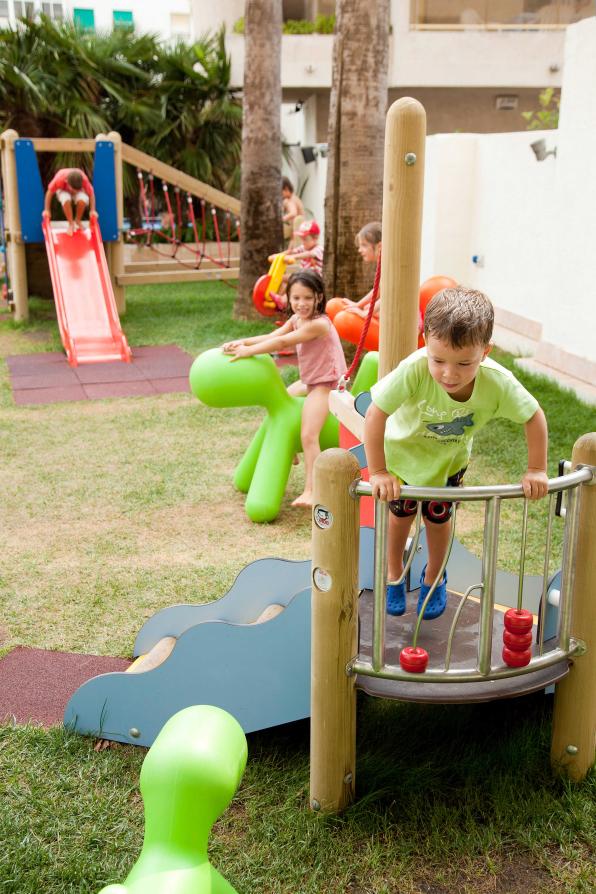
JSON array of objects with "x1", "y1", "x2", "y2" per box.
[{"x1": 223, "y1": 270, "x2": 347, "y2": 508}]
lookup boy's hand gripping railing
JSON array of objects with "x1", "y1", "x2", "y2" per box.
[{"x1": 351, "y1": 466, "x2": 594, "y2": 685}]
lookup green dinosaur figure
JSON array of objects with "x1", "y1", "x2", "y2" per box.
[
  {"x1": 189, "y1": 348, "x2": 378, "y2": 523},
  {"x1": 98, "y1": 705, "x2": 247, "y2": 894}
]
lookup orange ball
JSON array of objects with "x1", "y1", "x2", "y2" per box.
[{"x1": 419, "y1": 275, "x2": 458, "y2": 315}]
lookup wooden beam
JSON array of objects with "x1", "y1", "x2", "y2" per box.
[
  {"x1": 551, "y1": 432, "x2": 596, "y2": 781},
  {"x1": 121, "y1": 143, "x2": 241, "y2": 216},
  {"x1": 310, "y1": 449, "x2": 360, "y2": 813},
  {"x1": 0, "y1": 129, "x2": 29, "y2": 320},
  {"x1": 124, "y1": 258, "x2": 239, "y2": 274},
  {"x1": 117, "y1": 268, "x2": 239, "y2": 286},
  {"x1": 379, "y1": 98, "x2": 426, "y2": 378},
  {"x1": 29, "y1": 138, "x2": 97, "y2": 153},
  {"x1": 124, "y1": 241, "x2": 239, "y2": 263}
]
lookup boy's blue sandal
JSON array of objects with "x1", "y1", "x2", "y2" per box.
[
  {"x1": 417, "y1": 567, "x2": 448, "y2": 620},
  {"x1": 386, "y1": 580, "x2": 406, "y2": 616}
]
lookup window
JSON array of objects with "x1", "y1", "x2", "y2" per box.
[
  {"x1": 41, "y1": 2, "x2": 63, "y2": 18},
  {"x1": 170, "y1": 12, "x2": 190, "y2": 38},
  {"x1": 13, "y1": 1, "x2": 35, "y2": 18},
  {"x1": 73, "y1": 7, "x2": 95, "y2": 30},
  {"x1": 113, "y1": 9, "x2": 133, "y2": 28},
  {"x1": 0, "y1": 0, "x2": 8, "y2": 15}
]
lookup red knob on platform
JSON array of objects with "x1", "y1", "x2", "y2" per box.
[
  {"x1": 504, "y1": 608, "x2": 533, "y2": 634},
  {"x1": 503, "y1": 629, "x2": 533, "y2": 650},
  {"x1": 502, "y1": 645, "x2": 532, "y2": 667},
  {"x1": 399, "y1": 646, "x2": 429, "y2": 673}
]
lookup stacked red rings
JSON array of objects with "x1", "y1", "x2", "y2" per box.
[{"x1": 502, "y1": 608, "x2": 533, "y2": 667}]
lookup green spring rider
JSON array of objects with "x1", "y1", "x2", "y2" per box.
[
  {"x1": 189, "y1": 347, "x2": 378, "y2": 523},
  {"x1": 98, "y1": 705, "x2": 248, "y2": 894}
]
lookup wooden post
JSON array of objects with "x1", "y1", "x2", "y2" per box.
[
  {"x1": 310, "y1": 448, "x2": 360, "y2": 813},
  {"x1": 105, "y1": 131, "x2": 125, "y2": 314},
  {"x1": 378, "y1": 98, "x2": 426, "y2": 379},
  {"x1": 550, "y1": 432, "x2": 596, "y2": 780},
  {"x1": 0, "y1": 129, "x2": 29, "y2": 321}
]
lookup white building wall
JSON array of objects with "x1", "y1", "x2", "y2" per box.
[
  {"x1": 419, "y1": 17, "x2": 596, "y2": 383},
  {"x1": 196, "y1": 1, "x2": 568, "y2": 92},
  {"x1": 279, "y1": 18, "x2": 596, "y2": 385},
  {"x1": 544, "y1": 16, "x2": 596, "y2": 373}
]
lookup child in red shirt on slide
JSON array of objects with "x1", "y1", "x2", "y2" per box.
[{"x1": 43, "y1": 168, "x2": 97, "y2": 236}]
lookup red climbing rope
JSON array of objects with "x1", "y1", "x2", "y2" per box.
[
  {"x1": 337, "y1": 250, "x2": 382, "y2": 391},
  {"x1": 126, "y1": 173, "x2": 239, "y2": 287}
]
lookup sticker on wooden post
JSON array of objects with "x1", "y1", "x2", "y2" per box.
[
  {"x1": 314, "y1": 505, "x2": 333, "y2": 529},
  {"x1": 313, "y1": 567, "x2": 332, "y2": 592}
]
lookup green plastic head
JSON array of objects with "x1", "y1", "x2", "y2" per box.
[
  {"x1": 98, "y1": 705, "x2": 248, "y2": 894},
  {"x1": 190, "y1": 348, "x2": 290, "y2": 411}
]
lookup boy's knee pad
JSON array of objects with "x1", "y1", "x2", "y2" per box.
[{"x1": 422, "y1": 500, "x2": 453, "y2": 524}]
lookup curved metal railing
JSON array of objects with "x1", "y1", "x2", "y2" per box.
[{"x1": 349, "y1": 466, "x2": 594, "y2": 684}]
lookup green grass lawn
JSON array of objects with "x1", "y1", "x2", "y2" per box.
[{"x1": 0, "y1": 283, "x2": 594, "y2": 894}]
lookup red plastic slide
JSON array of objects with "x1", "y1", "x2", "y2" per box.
[{"x1": 42, "y1": 216, "x2": 131, "y2": 367}]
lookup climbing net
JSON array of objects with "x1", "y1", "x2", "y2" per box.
[{"x1": 126, "y1": 170, "x2": 240, "y2": 273}]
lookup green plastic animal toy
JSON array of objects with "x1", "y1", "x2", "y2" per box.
[
  {"x1": 189, "y1": 348, "x2": 339, "y2": 522},
  {"x1": 97, "y1": 705, "x2": 247, "y2": 894}
]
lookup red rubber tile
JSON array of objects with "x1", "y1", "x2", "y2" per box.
[
  {"x1": 7, "y1": 345, "x2": 194, "y2": 404},
  {"x1": 14, "y1": 385, "x2": 87, "y2": 405},
  {"x1": 11, "y1": 369, "x2": 80, "y2": 389},
  {"x1": 82, "y1": 380, "x2": 158, "y2": 399},
  {"x1": 7, "y1": 352, "x2": 65, "y2": 371},
  {"x1": 0, "y1": 646, "x2": 130, "y2": 728},
  {"x1": 150, "y1": 376, "x2": 191, "y2": 393},
  {"x1": 74, "y1": 362, "x2": 146, "y2": 384},
  {"x1": 133, "y1": 359, "x2": 192, "y2": 378}
]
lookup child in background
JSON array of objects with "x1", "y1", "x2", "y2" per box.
[
  {"x1": 43, "y1": 168, "x2": 96, "y2": 236},
  {"x1": 282, "y1": 176, "x2": 305, "y2": 244},
  {"x1": 269, "y1": 220, "x2": 324, "y2": 308},
  {"x1": 223, "y1": 270, "x2": 346, "y2": 509},
  {"x1": 327, "y1": 220, "x2": 424, "y2": 346},
  {"x1": 364, "y1": 286, "x2": 548, "y2": 620},
  {"x1": 327, "y1": 221, "x2": 382, "y2": 322}
]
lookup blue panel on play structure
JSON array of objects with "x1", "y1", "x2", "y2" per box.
[
  {"x1": 14, "y1": 140, "x2": 45, "y2": 243},
  {"x1": 93, "y1": 141, "x2": 118, "y2": 241}
]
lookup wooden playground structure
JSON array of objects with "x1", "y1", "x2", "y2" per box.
[
  {"x1": 310, "y1": 98, "x2": 596, "y2": 813},
  {"x1": 0, "y1": 130, "x2": 240, "y2": 322}
]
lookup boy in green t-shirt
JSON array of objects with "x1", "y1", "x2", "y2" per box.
[{"x1": 364, "y1": 286, "x2": 548, "y2": 620}]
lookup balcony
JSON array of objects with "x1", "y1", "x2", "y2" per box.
[{"x1": 410, "y1": 0, "x2": 595, "y2": 30}]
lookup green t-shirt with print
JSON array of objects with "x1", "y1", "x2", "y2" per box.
[{"x1": 370, "y1": 349, "x2": 539, "y2": 487}]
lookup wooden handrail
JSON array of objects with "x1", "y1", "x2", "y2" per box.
[{"x1": 121, "y1": 143, "x2": 241, "y2": 216}]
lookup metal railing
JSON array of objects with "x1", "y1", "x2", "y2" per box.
[{"x1": 349, "y1": 466, "x2": 594, "y2": 684}]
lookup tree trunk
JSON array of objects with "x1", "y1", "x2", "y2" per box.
[
  {"x1": 324, "y1": 0, "x2": 390, "y2": 300},
  {"x1": 235, "y1": 0, "x2": 283, "y2": 319}
]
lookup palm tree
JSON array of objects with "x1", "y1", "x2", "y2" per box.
[
  {"x1": 324, "y1": 0, "x2": 390, "y2": 299},
  {"x1": 235, "y1": 0, "x2": 283, "y2": 319},
  {"x1": 0, "y1": 17, "x2": 242, "y2": 208}
]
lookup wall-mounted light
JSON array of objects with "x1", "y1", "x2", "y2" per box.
[
  {"x1": 301, "y1": 146, "x2": 318, "y2": 164},
  {"x1": 530, "y1": 138, "x2": 557, "y2": 161}
]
